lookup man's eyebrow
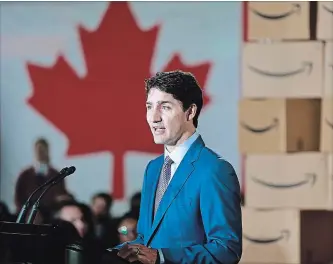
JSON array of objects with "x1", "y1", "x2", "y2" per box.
[
  {"x1": 146, "y1": 101, "x2": 173, "y2": 105},
  {"x1": 158, "y1": 100, "x2": 173, "y2": 105}
]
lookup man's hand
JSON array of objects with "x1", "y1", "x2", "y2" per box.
[{"x1": 117, "y1": 243, "x2": 158, "y2": 264}]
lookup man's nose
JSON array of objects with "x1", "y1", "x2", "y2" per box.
[{"x1": 150, "y1": 109, "x2": 162, "y2": 122}]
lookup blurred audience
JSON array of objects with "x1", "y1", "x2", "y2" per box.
[
  {"x1": 51, "y1": 200, "x2": 102, "y2": 263},
  {"x1": 91, "y1": 192, "x2": 119, "y2": 249},
  {"x1": 55, "y1": 192, "x2": 75, "y2": 203},
  {"x1": 117, "y1": 216, "x2": 138, "y2": 244},
  {"x1": 122, "y1": 192, "x2": 141, "y2": 220},
  {"x1": 52, "y1": 200, "x2": 88, "y2": 238},
  {"x1": 14, "y1": 138, "x2": 68, "y2": 217},
  {"x1": 2, "y1": 147, "x2": 142, "y2": 262}
]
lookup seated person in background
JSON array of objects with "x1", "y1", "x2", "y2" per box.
[
  {"x1": 54, "y1": 192, "x2": 75, "y2": 203},
  {"x1": 52, "y1": 200, "x2": 88, "y2": 238},
  {"x1": 122, "y1": 192, "x2": 141, "y2": 221},
  {"x1": 117, "y1": 216, "x2": 138, "y2": 244},
  {"x1": 51, "y1": 200, "x2": 102, "y2": 263},
  {"x1": 91, "y1": 192, "x2": 119, "y2": 248},
  {"x1": 14, "y1": 137, "x2": 68, "y2": 216}
]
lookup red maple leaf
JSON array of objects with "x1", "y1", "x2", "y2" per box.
[{"x1": 26, "y1": 2, "x2": 211, "y2": 199}]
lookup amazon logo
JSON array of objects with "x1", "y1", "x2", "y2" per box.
[
  {"x1": 323, "y1": 4, "x2": 333, "y2": 14},
  {"x1": 240, "y1": 118, "x2": 278, "y2": 133},
  {"x1": 247, "y1": 61, "x2": 313, "y2": 78},
  {"x1": 251, "y1": 173, "x2": 317, "y2": 189},
  {"x1": 326, "y1": 118, "x2": 333, "y2": 129},
  {"x1": 250, "y1": 3, "x2": 301, "y2": 20},
  {"x1": 244, "y1": 229, "x2": 290, "y2": 244}
]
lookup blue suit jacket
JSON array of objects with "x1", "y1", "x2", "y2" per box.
[{"x1": 127, "y1": 136, "x2": 242, "y2": 263}]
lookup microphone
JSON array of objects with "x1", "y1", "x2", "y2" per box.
[
  {"x1": 26, "y1": 166, "x2": 76, "y2": 224},
  {"x1": 16, "y1": 167, "x2": 69, "y2": 223}
]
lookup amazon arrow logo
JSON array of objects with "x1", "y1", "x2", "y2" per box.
[
  {"x1": 251, "y1": 173, "x2": 317, "y2": 189},
  {"x1": 244, "y1": 229, "x2": 290, "y2": 244},
  {"x1": 247, "y1": 61, "x2": 313, "y2": 78},
  {"x1": 323, "y1": 4, "x2": 333, "y2": 14},
  {"x1": 240, "y1": 118, "x2": 278, "y2": 133},
  {"x1": 250, "y1": 3, "x2": 301, "y2": 20},
  {"x1": 326, "y1": 118, "x2": 333, "y2": 129}
]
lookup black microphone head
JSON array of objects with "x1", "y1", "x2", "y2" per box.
[
  {"x1": 59, "y1": 167, "x2": 69, "y2": 175},
  {"x1": 66, "y1": 166, "x2": 76, "y2": 177},
  {"x1": 67, "y1": 166, "x2": 76, "y2": 175}
]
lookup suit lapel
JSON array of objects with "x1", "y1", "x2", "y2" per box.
[
  {"x1": 146, "y1": 136, "x2": 205, "y2": 245},
  {"x1": 147, "y1": 156, "x2": 164, "y2": 229}
]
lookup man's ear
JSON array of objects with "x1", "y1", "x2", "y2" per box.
[{"x1": 186, "y1": 104, "x2": 197, "y2": 121}]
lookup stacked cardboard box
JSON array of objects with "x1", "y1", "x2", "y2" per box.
[{"x1": 240, "y1": 2, "x2": 333, "y2": 263}]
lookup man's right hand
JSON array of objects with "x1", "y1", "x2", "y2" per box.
[{"x1": 117, "y1": 243, "x2": 158, "y2": 264}]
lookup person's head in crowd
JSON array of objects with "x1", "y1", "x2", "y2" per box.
[
  {"x1": 52, "y1": 201, "x2": 88, "y2": 238},
  {"x1": 117, "y1": 216, "x2": 137, "y2": 243},
  {"x1": 34, "y1": 137, "x2": 50, "y2": 164},
  {"x1": 91, "y1": 192, "x2": 113, "y2": 219},
  {"x1": 55, "y1": 192, "x2": 75, "y2": 203},
  {"x1": 78, "y1": 203, "x2": 96, "y2": 240},
  {"x1": 128, "y1": 192, "x2": 141, "y2": 219}
]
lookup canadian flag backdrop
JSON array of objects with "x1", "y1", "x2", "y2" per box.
[{"x1": 0, "y1": 1, "x2": 242, "y2": 215}]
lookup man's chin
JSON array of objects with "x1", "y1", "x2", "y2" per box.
[
  {"x1": 153, "y1": 136, "x2": 166, "y2": 145},
  {"x1": 153, "y1": 139, "x2": 165, "y2": 144}
]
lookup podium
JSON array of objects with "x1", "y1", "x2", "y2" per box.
[{"x1": 0, "y1": 220, "x2": 82, "y2": 264}]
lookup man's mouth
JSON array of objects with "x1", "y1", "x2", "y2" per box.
[{"x1": 152, "y1": 127, "x2": 166, "y2": 134}]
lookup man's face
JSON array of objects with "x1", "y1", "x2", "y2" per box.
[
  {"x1": 35, "y1": 143, "x2": 49, "y2": 163},
  {"x1": 146, "y1": 88, "x2": 190, "y2": 148},
  {"x1": 59, "y1": 205, "x2": 87, "y2": 238},
  {"x1": 91, "y1": 197, "x2": 108, "y2": 217}
]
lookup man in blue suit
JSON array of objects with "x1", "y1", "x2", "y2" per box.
[{"x1": 115, "y1": 71, "x2": 242, "y2": 263}]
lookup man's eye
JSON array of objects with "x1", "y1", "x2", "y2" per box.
[
  {"x1": 146, "y1": 105, "x2": 151, "y2": 110},
  {"x1": 162, "y1": 106, "x2": 171, "y2": 110}
]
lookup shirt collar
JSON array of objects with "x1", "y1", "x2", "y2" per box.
[{"x1": 164, "y1": 131, "x2": 200, "y2": 165}]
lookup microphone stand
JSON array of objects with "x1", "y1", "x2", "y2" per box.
[
  {"x1": 26, "y1": 167, "x2": 76, "y2": 224},
  {"x1": 26, "y1": 178, "x2": 61, "y2": 224},
  {"x1": 16, "y1": 167, "x2": 69, "y2": 223}
]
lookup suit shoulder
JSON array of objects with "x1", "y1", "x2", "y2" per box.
[
  {"x1": 200, "y1": 147, "x2": 236, "y2": 172},
  {"x1": 145, "y1": 154, "x2": 163, "y2": 172},
  {"x1": 149, "y1": 154, "x2": 164, "y2": 166},
  {"x1": 150, "y1": 154, "x2": 164, "y2": 163},
  {"x1": 200, "y1": 147, "x2": 240, "y2": 192}
]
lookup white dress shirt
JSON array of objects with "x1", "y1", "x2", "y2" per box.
[{"x1": 164, "y1": 131, "x2": 200, "y2": 184}]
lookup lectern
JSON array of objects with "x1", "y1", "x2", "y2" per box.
[{"x1": 0, "y1": 220, "x2": 82, "y2": 264}]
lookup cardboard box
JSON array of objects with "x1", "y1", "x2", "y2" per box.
[
  {"x1": 321, "y1": 98, "x2": 333, "y2": 153},
  {"x1": 242, "y1": 42, "x2": 324, "y2": 98},
  {"x1": 324, "y1": 42, "x2": 333, "y2": 97},
  {"x1": 244, "y1": 153, "x2": 331, "y2": 209},
  {"x1": 238, "y1": 99, "x2": 321, "y2": 153},
  {"x1": 241, "y1": 208, "x2": 333, "y2": 264},
  {"x1": 317, "y1": 1, "x2": 333, "y2": 40},
  {"x1": 247, "y1": 2, "x2": 310, "y2": 40}
]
